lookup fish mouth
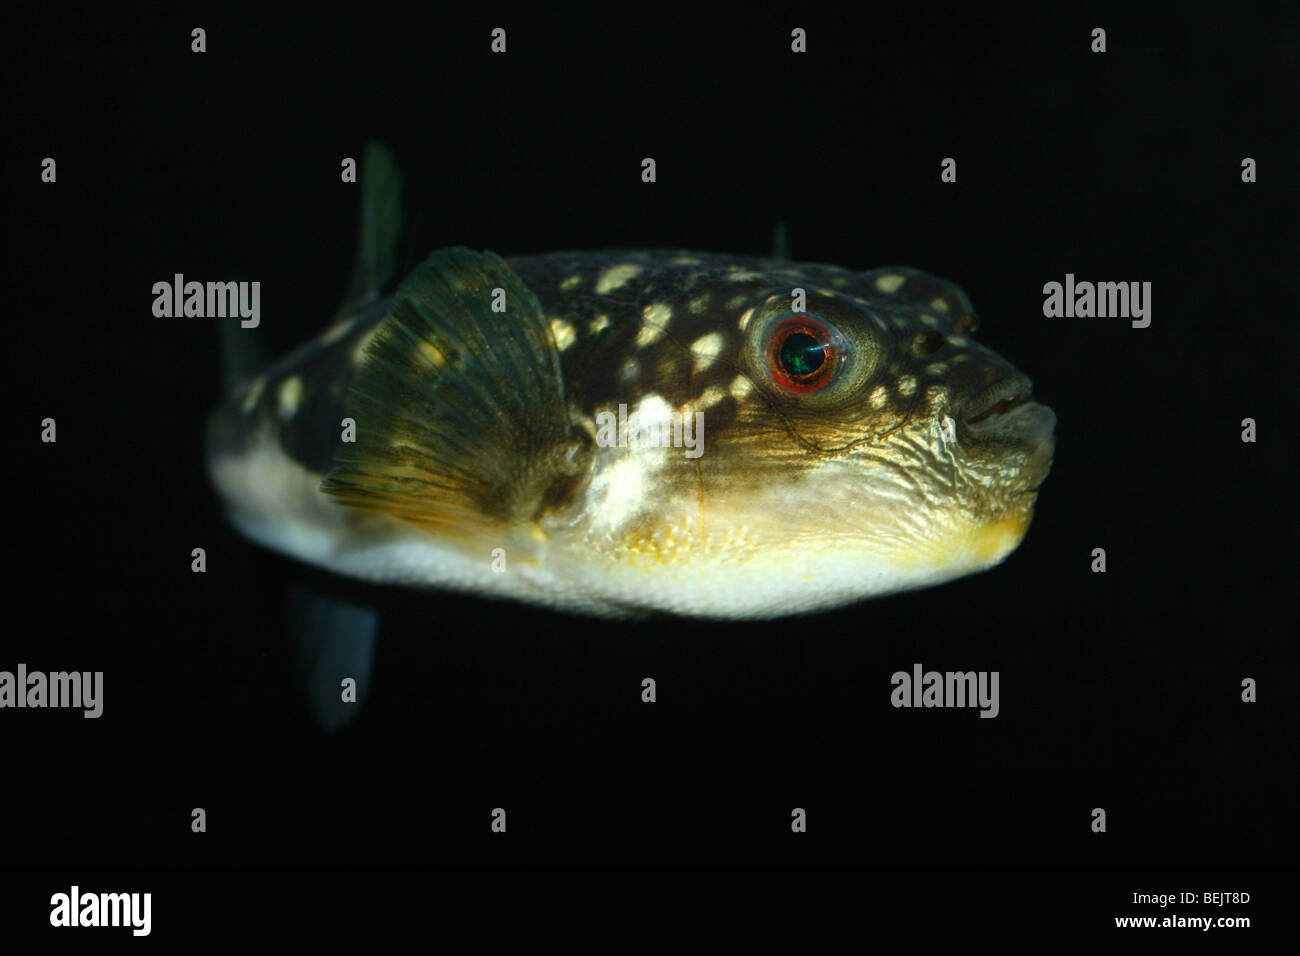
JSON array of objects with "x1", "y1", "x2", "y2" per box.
[
  {"x1": 965, "y1": 375, "x2": 1034, "y2": 426},
  {"x1": 966, "y1": 391, "x2": 1032, "y2": 425},
  {"x1": 964, "y1": 376, "x2": 1055, "y2": 446}
]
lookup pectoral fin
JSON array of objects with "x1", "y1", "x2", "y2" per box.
[{"x1": 321, "y1": 247, "x2": 595, "y2": 537}]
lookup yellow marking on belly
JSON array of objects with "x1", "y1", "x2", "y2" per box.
[{"x1": 901, "y1": 514, "x2": 1030, "y2": 572}]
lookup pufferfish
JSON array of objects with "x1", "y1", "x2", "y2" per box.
[{"x1": 206, "y1": 146, "x2": 1055, "y2": 627}]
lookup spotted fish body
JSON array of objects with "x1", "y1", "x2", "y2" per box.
[
  {"x1": 207, "y1": 146, "x2": 1052, "y2": 621},
  {"x1": 207, "y1": 238, "x2": 1055, "y2": 619}
]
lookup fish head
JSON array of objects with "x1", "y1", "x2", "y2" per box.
[{"x1": 563, "y1": 261, "x2": 1055, "y2": 614}]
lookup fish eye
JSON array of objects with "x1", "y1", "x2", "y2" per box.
[{"x1": 766, "y1": 313, "x2": 839, "y2": 393}]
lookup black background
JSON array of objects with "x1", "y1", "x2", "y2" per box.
[{"x1": 3, "y1": 5, "x2": 1297, "y2": 873}]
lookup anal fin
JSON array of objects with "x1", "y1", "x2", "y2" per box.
[{"x1": 287, "y1": 585, "x2": 380, "y2": 732}]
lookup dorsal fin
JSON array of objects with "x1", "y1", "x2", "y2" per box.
[
  {"x1": 770, "y1": 221, "x2": 791, "y2": 260},
  {"x1": 216, "y1": 274, "x2": 269, "y2": 392},
  {"x1": 321, "y1": 247, "x2": 595, "y2": 536},
  {"x1": 343, "y1": 141, "x2": 405, "y2": 308}
]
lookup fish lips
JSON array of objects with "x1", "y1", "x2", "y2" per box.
[{"x1": 962, "y1": 375, "x2": 1057, "y2": 450}]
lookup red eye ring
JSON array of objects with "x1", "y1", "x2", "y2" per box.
[{"x1": 766, "y1": 314, "x2": 838, "y2": 393}]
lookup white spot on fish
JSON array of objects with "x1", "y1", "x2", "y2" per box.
[
  {"x1": 559, "y1": 274, "x2": 582, "y2": 291},
  {"x1": 589, "y1": 455, "x2": 651, "y2": 534},
  {"x1": 875, "y1": 274, "x2": 906, "y2": 294},
  {"x1": 729, "y1": 374, "x2": 753, "y2": 399},
  {"x1": 637, "y1": 303, "x2": 672, "y2": 347},
  {"x1": 240, "y1": 377, "x2": 265, "y2": 413},
  {"x1": 726, "y1": 294, "x2": 746, "y2": 309},
  {"x1": 727, "y1": 268, "x2": 763, "y2": 281},
  {"x1": 589, "y1": 314, "x2": 610, "y2": 334},
  {"x1": 926, "y1": 361, "x2": 948, "y2": 375},
  {"x1": 550, "y1": 317, "x2": 576, "y2": 351},
  {"x1": 688, "y1": 294, "x2": 711, "y2": 315},
  {"x1": 595, "y1": 263, "x2": 644, "y2": 294},
  {"x1": 695, "y1": 385, "x2": 727, "y2": 411},
  {"x1": 930, "y1": 298, "x2": 950, "y2": 313},
  {"x1": 624, "y1": 395, "x2": 678, "y2": 451},
  {"x1": 321, "y1": 317, "x2": 353, "y2": 345},
  {"x1": 689, "y1": 332, "x2": 725, "y2": 370},
  {"x1": 920, "y1": 314, "x2": 938, "y2": 326},
  {"x1": 620, "y1": 358, "x2": 640, "y2": 383},
  {"x1": 352, "y1": 325, "x2": 382, "y2": 365},
  {"x1": 737, "y1": 307, "x2": 756, "y2": 331},
  {"x1": 947, "y1": 335, "x2": 969, "y2": 347},
  {"x1": 869, "y1": 385, "x2": 889, "y2": 409},
  {"x1": 278, "y1": 376, "x2": 303, "y2": 418},
  {"x1": 669, "y1": 255, "x2": 702, "y2": 266},
  {"x1": 898, "y1": 375, "x2": 917, "y2": 396}
]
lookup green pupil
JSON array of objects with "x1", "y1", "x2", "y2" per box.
[{"x1": 780, "y1": 332, "x2": 824, "y2": 376}]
